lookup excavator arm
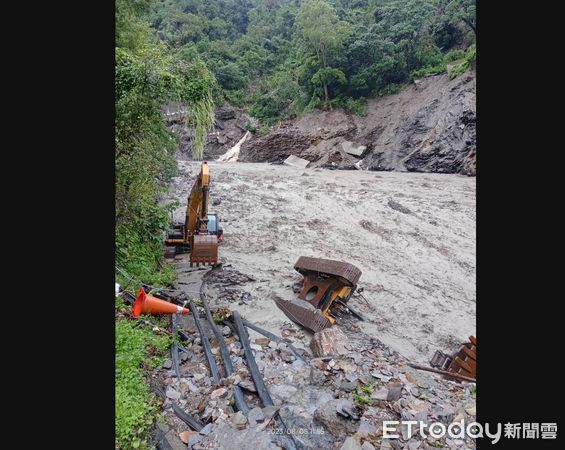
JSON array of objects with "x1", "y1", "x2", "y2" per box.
[
  {"x1": 165, "y1": 162, "x2": 220, "y2": 266},
  {"x1": 184, "y1": 161, "x2": 211, "y2": 243}
]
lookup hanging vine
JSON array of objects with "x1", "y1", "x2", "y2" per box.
[{"x1": 186, "y1": 92, "x2": 215, "y2": 160}]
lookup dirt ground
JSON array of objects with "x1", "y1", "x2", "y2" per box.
[{"x1": 165, "y1": 161, "x2": 475, "y2": 364}]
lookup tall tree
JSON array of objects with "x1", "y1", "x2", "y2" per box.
[
  {"x1": 445, "y1": 0, "x2": 476, "y2": 35},
  {"x1": 296, "y1": 0, "x2": 349, "y2": 108}
]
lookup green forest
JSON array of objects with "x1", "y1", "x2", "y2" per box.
[
  {"x1": 148, "y1": 0, "x2": 475, "y2": 122},
  {"x1": 115, "y1": 1, "x2": 475, "y2": 448}
]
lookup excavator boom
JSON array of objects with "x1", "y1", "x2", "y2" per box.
[{"x1": 165, "y1": 162, "x2": 221, "y2": 266}]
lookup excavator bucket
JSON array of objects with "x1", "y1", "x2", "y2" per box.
[
  {"x1": 275, "y1": 256, "x2": 362, "y2": 332},
  {"x1": 190, "y1": 234, "x2": 218, "y2": 267}
]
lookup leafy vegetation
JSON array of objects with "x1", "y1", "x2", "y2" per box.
[
  {"x1": 116, "y1": 0, "x2": 217, "y2": 447},
  {"x1": 448, "y1": 44, "x2": 475, "y2": 78},
  {"x1": 353, "y1": 380, "x2": 376, "y2": 405},
  {"x1": 115, "y1": 319, "x2": 171, "y2": 449},
  {"x1": 147, "y1": 0, "x2": 475, "y2": 123},
  {"x1": 116, "y1": 0, "x2": 216, "y2": 286}
]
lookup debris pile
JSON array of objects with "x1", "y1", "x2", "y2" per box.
[
  {"x1": 154, "y1": 307, "x2": 476, "y2": 450},
  {"x1": 205, "y1": 267, "x2": 256, "y2": 304}
]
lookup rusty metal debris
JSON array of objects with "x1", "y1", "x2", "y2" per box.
[
  {"x1": 275, "y1": 256, "x2": 363, "y2": 332},
  {"x1": 408, "y1": 363, "x2": 476, "y2": 383},
  {"x1": 430, "y1": 335, "x2": 476, "y2": 381},
  {"x1": 275, "y1": 297, "x2": 331, "y2": 333},
  {"x1": 295, "y1": 256, "x2": 362, "y2": 289}
]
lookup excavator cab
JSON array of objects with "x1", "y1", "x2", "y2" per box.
[{"x1": 206, "y1": 213, "x2": 224, "y2": 242}]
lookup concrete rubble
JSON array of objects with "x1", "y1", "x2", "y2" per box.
[
  {"x1": 341, "y1": 141, "x2": 367, "y2": 157},
  {"x1": 283, "y1": 154, "x2": 310, "y2": 169}
]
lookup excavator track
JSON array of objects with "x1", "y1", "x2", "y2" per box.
[
  {"x1": 274, "y1": 297, "x2": 331, "y2": 333},
  {"x1": 294, "y1": 256, "x2": 362, "y2": 286}
]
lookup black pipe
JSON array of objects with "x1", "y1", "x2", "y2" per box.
[
  {"x1": 152, "y1": 289, "x2": 187, "y2": 306},
  {"x1": 345, "y1": 304, "x2": 365, "y2": 321},
  {"x1": 177, "y1": 344, "x2": 195, "y2": 358},
  {"x1": 241, "y1": 318, "x2": 307, "y2": 364},
  {"x1": 334, "y1": 299, "x2": 365, "y2": 321},
  {"x1": 177, "y1": 329, "x2": 193, "y2": 342},
  {"x1": 121, "y1": 290, "x2": 136, "y2": 305},
  {"x1": 188, "y1": 301, "x2": 221, "y2": 385},
  {"x1": 233, "y1": 311, "x2": 274, "y2": 406},
  {"x1": 200, "y1": 287, "x2": 250, "y2": 414},
  {"x1": 171, "y1": 402, "x2": 204, "y2": 431},
  {"x1": 171, "y1": 342, "x2": 181, "y2": 379},
  {"x1": 232, "y1": 312, "x2": 300, "y2": 450},
  {"x1": 170, "y1": 315, "x2": 181, "y2": 379},
  {"x1": 171, "y1": 341, "x2": 180, "y2": 380}
]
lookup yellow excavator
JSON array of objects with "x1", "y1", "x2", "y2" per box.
[{"x1": 165, "y1": 162, "x2": 223, "y2": 266}]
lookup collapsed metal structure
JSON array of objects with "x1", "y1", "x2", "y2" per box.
[{"x1": 275, "y1": 256, "x2": 363, "y2": 332}]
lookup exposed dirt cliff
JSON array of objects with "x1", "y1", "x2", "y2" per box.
[{"x1": 240, "y1": 71, "x2": 476, "y2": 175}]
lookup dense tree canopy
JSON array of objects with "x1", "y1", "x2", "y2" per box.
[{"x1": 147, "y1": 0, "x2": 475, "y2": 123}]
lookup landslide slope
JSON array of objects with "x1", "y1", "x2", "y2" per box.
[{"x1": 240, "y1": 71, "x2": 476, "y2": 175}]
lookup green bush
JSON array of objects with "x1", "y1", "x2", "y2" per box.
[
  {"x1": 257, "y1": 123, "x2": 271, "y2": 136},
  {"x1": 115, "y1": 198, "x2": 177, "y2": 287},
  {"x1": 115, "y1": 319, "x2": 170, "y2": 449},
  {"x1": 444, "y1": 49, "x2": 466, "y2": 62},
  {"x1": 449, "y1": 45, "x2": 476, "y2": 79},
  {"x1": 214, "y1": 62, "x2": 247, "y2": 90},
  {"x1": 224, "y1": 89, "x2": 245, "y2": 107},
  {"x1": 329, "y1": 97, "x2": 366, "y2": 115},
  {"x1": 377, "y1": 83, "x2": 404, "y2": 96},
  {"x1": 410, "y1": 63, "x2": 446, "y2": 80},
  {"x1": 248, "y1": 70, "x2": 302, "y2": 123}
]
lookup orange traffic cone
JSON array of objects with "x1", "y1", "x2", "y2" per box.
[{"x1": 132, "y1": 287, "x2": 190, "y2": 317}]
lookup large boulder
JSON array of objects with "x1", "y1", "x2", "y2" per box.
[
  {"x1": 310, "y1": 327, "x2": 349, "y2": 357},
  {"x1": 313, "y1": 399, "x2": 359, "y2": 441}
]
